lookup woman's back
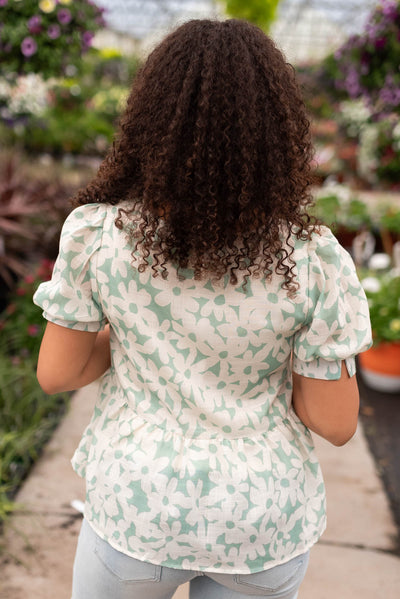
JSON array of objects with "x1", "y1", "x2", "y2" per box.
[{"x1": 35, "y1": 200, "x2": 371, "y2": 572}]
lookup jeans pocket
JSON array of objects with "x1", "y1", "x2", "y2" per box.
[
  {"x1": 94, "y1": 535, "x2": 162, "y2": 583},
  {"x1": 233, "y1": 552, "x2": 309, "y2": 595}
]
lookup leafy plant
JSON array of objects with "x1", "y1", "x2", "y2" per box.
[
  {"x1": 311, "y1": 189, "x2": 372, "y2": 232},
  {"x1": 380, "y1": 205, "x2": 400, "y2": 234},
  {"x1": 0, "y1": 260, "x2": 69, "y2": 524},
  {"x1": 0, "y1": 259, "x2": 53, "y2": 356},
  {"x1": 0, "y1": 350, "x2": 69, "y2": 520},
  {"x1": 311, "y1": 193, "x2": 340, "y2": 229},
  {"x1": 362, "y1": 273, "x2": 400, "y2": 344},
  {"x1": 0, "y1": 152, "x2": 72, "y2": 289},
  {"x1": 221, "y1": 0, "x2": 281, "y2": 30}
]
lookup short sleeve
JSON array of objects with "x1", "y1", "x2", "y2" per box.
[
  {"x1": 33, "y1": 204, "x2": 108, "y2": 332},
  {"x1": 293, "y1": 227, "x2": 372, "y2": 380}
]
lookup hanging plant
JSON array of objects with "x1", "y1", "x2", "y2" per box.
[
  {"x1": 325, "y1": 0, "x2": 400, "y2": 117},
  {"x1": 0, "y1": 0, "x2": 107, "y2": 79}
]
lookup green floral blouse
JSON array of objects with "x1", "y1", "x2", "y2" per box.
[{"x1": 33, "y1": 203, "x2": 372, "y2": 574}]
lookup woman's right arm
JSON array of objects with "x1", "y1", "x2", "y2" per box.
[{"x1": 292, "y1": 362, "x2": 360, "y2": 446}]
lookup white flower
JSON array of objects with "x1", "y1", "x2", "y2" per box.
[
  {"x1": 318, "y1": 182, "x2": 352, "y2": 204},
  {"x1": 361, "y1": 276, "x2": 382, "y2": 293},
  {"x1": 8, "y1": 74, "x2": 50, "y2": 117},
  {"x1": 368, "y1": 253, "x2": 391, "y2": 271},
  {"x1": 339, "y1": 99, "x2": 371, "y2": 132},
  {"x1": 358, "y1": 124, "x2": 379, "y2": 181},
  {"x1": 392, "y1": 122, "x2": 400, "y2": 140}
]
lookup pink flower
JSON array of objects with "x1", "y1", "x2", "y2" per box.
[
  {"x1": 57, "y1": 8, "x2": 72, "y2": 24},
  {"x1": 48, "y1": 24, "x2": 61, "y2": 39},
  {"x1": 16, "y1": 287, "x2": 27, "y2": 296},
  {"x1": 27, "y1": 324, "x2": 40, "y2": 337},
  {"x1": 21, "y1": 36, "x2": 38, "y2": 57},
  {"x1": 24, "y1": 274, "x2": 35, "y2": 284},
  {"x1": 0, "y1": 0, "x2": 8, "y2": 6},
  {"x1": 82, "y1": 31, "x2": 94, "y2": 48},
  {"x1": 28, "y1": 15, "x2": 42, "y2": 34}
]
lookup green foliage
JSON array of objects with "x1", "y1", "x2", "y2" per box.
[
  {"x1": 0, "y1": 0, "x2": 105, "y2": 79},
  {"x1": 220, "y1": 0, "x2": 280, "y2": 30},
  {"x1": 311, "y1": 192, "x2": 372, "y2": 232},
  {"x1": 0, "y1": 265, "x2": 70, "y2": 524},
  {"x1": 0, "y1": 261, "x2": 53, "y2": 357},
  {"x1": 363, "y1": 275, "x2": 400, "y2": 343},
  {"x1": 380, "y1": 205, "x2": 400, "y2": 234},
  {"x1": 311, "y1": 194, "x2": 340, "y2": 229},
  {"x1": 0, "y1": 351, "x2": 69, "y2": 520},
  {"x1": 19, "y1": 101, "x2": 116, "y2": 155}
]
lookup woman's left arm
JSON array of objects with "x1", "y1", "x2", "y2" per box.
[{"x1": 37, "y1": 322, "x2": 111, "y2": 394}]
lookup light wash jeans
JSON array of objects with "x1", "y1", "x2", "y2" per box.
[{"x1": 72, "y1": 519, "x2": 309, "y2": 599}]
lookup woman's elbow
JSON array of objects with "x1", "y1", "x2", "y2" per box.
[
  {"x1": 36, "y1": 366, "x2": 67, "y2": 395},
  {"x1": 37, "y1": 373, "x2": 59, "y2": 395},
  {"x1": 327, "y1": 421, "x2": 358, "y2": 447}
]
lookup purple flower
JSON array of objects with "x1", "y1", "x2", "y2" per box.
[
  {"x1": 379, "y1": 75, "x2": 400, "y2": 108},
  {"x1": 344, "y1": 68, "x2": 363, "y2": 99},
  {"x1": 0, "y1": 0, "x2": 8, "y2": 6},
  {"x1": 28, "y1": 15, "x2": 42, "y2": 34},
  {"x1": 21, "y1": 36, "x2": 38, "y2": 57},
  {"x1": 47, "y1": 24, "x2": 61, "y2": 39},
  {"x1": 382, "y1": 0, "x2": 398, "y2": 20},
  {"x1": 57, "y1": 8, "x2": 72, "y2": 25},
  {"x1": 375, "y1": 37, "x2": 387, "y2": 50},
  {"x1": 82, "y1": 31, "x2": 94, "y2": 47}
]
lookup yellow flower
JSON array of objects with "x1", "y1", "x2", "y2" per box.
[
  {"x1": 389, "y1": 319, "x2": 400, "y2": 333},
  {"x1": 39, "y1": 0, "x2": 56, "y2": 13}
]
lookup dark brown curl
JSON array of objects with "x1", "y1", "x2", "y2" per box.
[{"x1": 72, "y1": 19, "x2": 318, "y2": 294}]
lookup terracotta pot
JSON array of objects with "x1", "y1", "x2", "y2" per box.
[{"x1": 359, "y1": 342, "x2": 400, "y2": 393}]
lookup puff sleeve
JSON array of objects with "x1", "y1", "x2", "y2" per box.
[
  {"x1": 293, "y1": 227, "x2": 372, "y2": 380},
  {"x1": 33, "y1": 204, "x2": 108, "y2": 332}
]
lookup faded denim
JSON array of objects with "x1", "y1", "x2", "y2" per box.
[{"x1": 72, "y1": 519, "x2": 309, "y2": 599}]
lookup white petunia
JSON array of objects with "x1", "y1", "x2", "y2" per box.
[
  {"x1": 368, "y1": 253, "x2": 391, "y2": 271},
  {"x1": 361, "y1": 276, "x2": 381, "y2": 293}
]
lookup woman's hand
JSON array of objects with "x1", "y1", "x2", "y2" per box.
[{"x1": 36, "y1": 322, "x2": 111, "y2": 394}]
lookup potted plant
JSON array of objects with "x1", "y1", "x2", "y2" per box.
[
  {"x1": 311, "y1": 187, "x2": 372, "y2": 250},
  {"x1": 378, "y1": 205, "x2": 400, "y2": 255},
  {"x1": 359, "y1": 272, "x2": 400, "y2": 392}
]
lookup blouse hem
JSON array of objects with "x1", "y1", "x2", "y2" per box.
[{"x1": 83, "y1": 514, "x2": 326, "y2": 575}]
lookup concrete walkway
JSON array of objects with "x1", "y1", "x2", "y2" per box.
[{"x1": 1, "y1": 381, "x2": 399, "y2": 599}]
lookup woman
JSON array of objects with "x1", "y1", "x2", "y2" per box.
[{"x1": 34, "y1": 19, "x2": 372, "y2": 599}]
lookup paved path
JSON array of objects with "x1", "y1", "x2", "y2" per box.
[{"x1": 1, "y1": 381, "x2": 399, "y2": 599}]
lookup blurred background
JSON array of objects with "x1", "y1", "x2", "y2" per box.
[{"x1": 0, "y1": 0, "x2": 399, "y2": 552}]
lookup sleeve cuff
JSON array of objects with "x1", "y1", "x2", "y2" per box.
[
  {"x1": 41, "y1": 312, "x2": 106, "y2": 333},
  {"x1": 292, "y1": 356, "x2": 356, "y2": 380}
]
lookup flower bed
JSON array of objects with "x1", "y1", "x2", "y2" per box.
[{"x1": 0, "y1": 264, "x2": 69, "y2": 523}]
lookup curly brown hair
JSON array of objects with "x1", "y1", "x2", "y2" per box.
[{"x1": 73, "y1": 19, "x2": 317, "y2": 293}]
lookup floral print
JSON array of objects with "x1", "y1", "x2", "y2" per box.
[{"x1": 33, "y1": 203, "x2": 372, "y2": 574}]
